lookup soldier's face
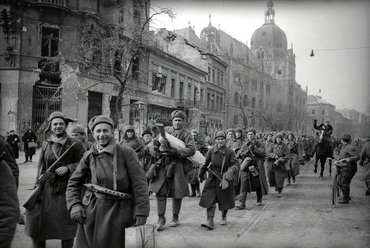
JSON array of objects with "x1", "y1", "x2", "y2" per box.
[
  {"x1": 93, "y1": 123, "x2": 113, "y2": 147},
  {"x1": 276, "y1": 137, "x2": 282, "y2": 144},
  {"x1": 267, "y1": 135, "x2": 272, "y2": 141},
  {"x1": 71, "y1": 132, "x2": 84, "y2": 141},
  {"x1": 247, "y1": 132, "x2": 255, "y2": 141},
  {"x1": 143, "y1": 134, "x2": 152, "y2": 144},
  {"x1": 127, "y1": 131, "x2": 134, "y2": 138},
  {"x1": 51, "y1": 118, "x2": 67, "y2": 137},
  {"x1": 227, "y1": 132, "x2": 235, "y2": 139},
  {"x1": 172, "y1": 117, "x2": 183, "y2": 130},
  {"x1": 215, "y1": 137, "x2": 226, "y2": 148},
  {"x1": 191, "y1": 133, "x2": 198, "y2": 141},
  {"x1": 236, "y1": 132, "x2": 242, "y2": 138}
]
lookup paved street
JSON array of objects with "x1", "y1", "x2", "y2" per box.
[{"x1": 12, "y1": 149, "x2": 370, "y2": 248}]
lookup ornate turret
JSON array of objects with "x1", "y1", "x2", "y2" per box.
[{"x1": 265, "y1": 0, "x2": 275, "y2": 24}]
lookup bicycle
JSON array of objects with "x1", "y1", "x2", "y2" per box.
[{"x1": 328, "y1": 158, "x2": 346, "y2": 206}]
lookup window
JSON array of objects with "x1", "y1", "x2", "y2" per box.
[
  {"x1": 211, "y1": 93, "x2": 215, "y2": 109},
  {"x1": 217, "y1": 70, "x2": 220, "y2": 85},
  {"x1": 234, "y1": 92, "x2": 239, "y2": 105},
  {"x1": 252, "y1": 97, "x2": 256, "y2": 108},
  {"x1": 252, "y1": 79, "x2": 257, "y2": 91},
  {"x1": 152, "y1": 73, "x2": 166, "y2": 94},
  {"x1": 216, "y1": 96, "x2": 219, "y2": 110},
  {"x1": 200, "y1": 88, "x2": 204, "y2": 104},
  {"x1": 220, "y1": 72, "x2": 224, "y2": 86},
  {"x1": 132, "y1": 57, "x2": 139, "y2": 79},
  {"x1": 171, "y1": 78, "x2": 175, "y2": 98},
  {"x1": 41, "y1": 27, "x2": 59, "y2": 57},
  {"x1": 277, "y1": 102, "x2": 282, "y2": 112},
  {"x1": 220, "y1": 96, "x2": 224, "y2": 111},
  {"x1": 187, "y1": 81, "x2": 192, "y2": 100},
  {"x1": 321, "y1": 109, "x2": 326, "y2": 115},
  {"x1": 266, "y1": 84, "x2": 271, "y2": 94},
  {"x1": 259, "y1": 98, "x2": 263, "y2": 107},
  {"x1": 212, "y1": 68, "x2": 215, "y2": 84},
  {"x1": 243, "y1": 95, "x2": 248, "y2": 107},
  {"x1": 207, "y1": 66, "x2": 211, "y2": 82},
  {"x1": 312, "y1": 109, "x2": 315, "y2": 115},
  {"x1": 179, "y1": 81, "x2": 184, "y2": 99},
  {"x1": 288, "y1": 84, "x2": 293, "y2": 96},
  {"x1": 207, "y1": 92, "x2": 210, "y2": 107}
]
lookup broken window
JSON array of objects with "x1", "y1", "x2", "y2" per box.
[{"x1": 41, "y1": 27, "x2": 59, "y2": 57}]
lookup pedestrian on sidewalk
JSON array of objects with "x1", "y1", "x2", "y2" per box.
[
  {"x1": 24, "y1": 111, "x2": 86, "y2": 248},
  {"x1": 285, "y1": 132, "x2": 299, "y2": 185},
  {"x1": 359, "y1": 136, "x2": 370, "y2": 196},
  {"x1": 6, "y1": 130, "x2": 20, "y2": 159},
  {"x1": 336, "y1": 133, "x2": 360, "y2": 204},
  {"x1": 147, "y1": 110, "x2": 196, "y2": 230},
  {"x1": 66, "y1": 115, "x2": 149, "y2": 248},
  {"x1": 198, "y1": 130, "x2": 240, "y2": 230},
  {"x1": 235, "y1": 129, "x2": 268, "y2": 209},
  {"x1": 266, "y1": 133, "x2": 291, "y2": 197},
  {"x1": 21, "y1": 127, "x2": 37, "y2": 163}
]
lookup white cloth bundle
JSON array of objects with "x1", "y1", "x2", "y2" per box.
[{"x1": 159, "y1": 132, "x2": 205, "y2": 167}]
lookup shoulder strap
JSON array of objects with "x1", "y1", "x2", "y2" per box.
[{"x1": 113, "y1": 145, "x2": 118, "y2": 190}]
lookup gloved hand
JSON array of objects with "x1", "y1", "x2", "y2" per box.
[
  {"x1": 70, "y1": 204, "x2": 85, "y2": 224},
  {"x1": 219, "y1": 175, "x2": 229, "y2": 190},
  {"x1": 135, "y1": 215, "x2": 147, "y2": 226},
  {"x1": 163, "y1": 147, "x2": 178, "y2": 157},
  {"x1": 314, "y1": 119, "x2": 317, "y2": 123},
  {"x1": 198, "y1": 176, "x2": 204, "y2": 183}
]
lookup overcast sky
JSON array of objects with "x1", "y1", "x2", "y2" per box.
[{"x1": 150, "y1": 0, "x2": 370, "y2": 113}]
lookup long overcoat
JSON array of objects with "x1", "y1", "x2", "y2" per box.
[
  {"x1": 6, "y1": 134, "x2": 20, "y2": 159},
  {"x1": 286, "y1": 139, "x2": 300, "y2": 176},
  {"x1": 198, "y1": 145, "x2": 240, "y2": 210},
  {"x1": 266, "y1": 142, "x2": 291, "y2": 189},
  {"x1": 238, "y1": 139, "x2": 268, "y2": 195},
  {"x1": 66, "y1": 138, "x2": 150, "y2": 248},
  {"x1": 148, "y1": 127, "x2": 196, "y2": 198},
  {"x1": 24, "y1": 136, "x2": 85, "y2": 241},
  {"x1": 359, "y1": 141, "x2": 370, "y2": 183},
  {"x1": 22, "y1": 130, "x2": 38, "y2": 156}
]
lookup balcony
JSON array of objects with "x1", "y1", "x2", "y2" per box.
[{"x1": 34, "y1": 0, "x2": 67, "y2": 8}]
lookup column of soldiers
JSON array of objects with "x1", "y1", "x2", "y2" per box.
[{"x1": 4, "y1": 110, "x2": 366, "y2": 248}]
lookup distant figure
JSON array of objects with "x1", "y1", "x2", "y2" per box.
[
  {"x1": 359, "y1": 136, "x2": 370, "y2": 196},
  {"x1": 22, "y1": 127, "x2": 37, "y2": 163},
  {"x1": 6, "y1": 130, "x2": 20, "y2": 159},
  {"x1": 70, "y1": 125, "x2": 93, "y2": 150}
]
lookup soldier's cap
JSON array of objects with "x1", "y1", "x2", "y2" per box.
[
  {"x1": 191, "y1": 129, "x2": 199, "y2": 136},
  {"x1": 142, "y1": 129, "x2": 152, "y2": 136},
  {"x1": 287, "y1": 132, "x2": 295, "y2": 138},
  {"x1": 246, "y1": 128, "x2": 256, "y2": 135},
  {"x1": 324, "y1": 119, "x2": 330, "y2": 123},
  {"x1": 171, "y1": 110, "x2": 186, "y2": 120},
  {"x1": 88, "y1": 115, "x2": 114, "y2": 131},
  {"x1": 235, "y1": 127, "x2": 243, "y2": 133},
  {"x1": 215, "y1": 130, "x2": 227, "y2": 139},
  {"x1": 70, "y1": 125, "x2": 86, "y2": 134},
  {"x1": 125, "y1": 125, "x2": 135, "y2": 133},
  {"x1": 45, "y1": 111, "x2": 77, "y2": 133},
  {"x1": 340, "y1": 133, "x2": 351, "y2": 141},
  {"x1": 275, "y1": 133, "x2": 283, "y2": 139},
  {"x1": 226, "y1": 128, "x2": 235, "y2": 135}
]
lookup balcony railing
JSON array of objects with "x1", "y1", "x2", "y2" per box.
[{"x1": 36, "y1": 0, "x2": 66, "y2": 7}]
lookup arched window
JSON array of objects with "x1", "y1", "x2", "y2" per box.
[
  {"x1": 252, "y1": 97, "x2": 256, "y2": 108},
  {"x1": 243, "y1": 95, "x2": 248, "y2": 107},
  {"x1": 234, "y1": 92, "x2": 239, "y2": 105}
]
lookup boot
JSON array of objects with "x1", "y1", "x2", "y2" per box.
[
  {"x1": 235, "y1": 201, "x2": 246, "y2": 210},
  {"x1": 156, "y1": 215, "x2": 166, "y2": 230},
  {"x1": 338, "y1": 187, "x2": 350, "y2": 204},
  {"x1": 220, "y1": 216, "x2": 227, "y2": 226},
  {"x1": 190, "y1": 184, "x2": 196, "y2": 197},
  {"x1": 195, "y1": 184, "x2": 201, "y2": 197},
  {"x1": 277, "y1": 189, "x2": 282, "y2": 197},
  {"x1": 169, "y1": 214, "x2": 179, "y2": 227},
  {"x1": 201, "y1": 217, "x2": 214, "y2": 230}
]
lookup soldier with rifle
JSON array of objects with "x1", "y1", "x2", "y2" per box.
[
  {"x1": 147, "y1": 110, "x2": 196, "y2": 230},
  {"x1": 66, "y1": 115, "x2": 149, "y2": 247},
  {"x1": 235, "y1": 129, "x2": 268, "y2": 209},
  {"x1": 24, "y1": 111, "x2": 86, "y2": 248}
]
